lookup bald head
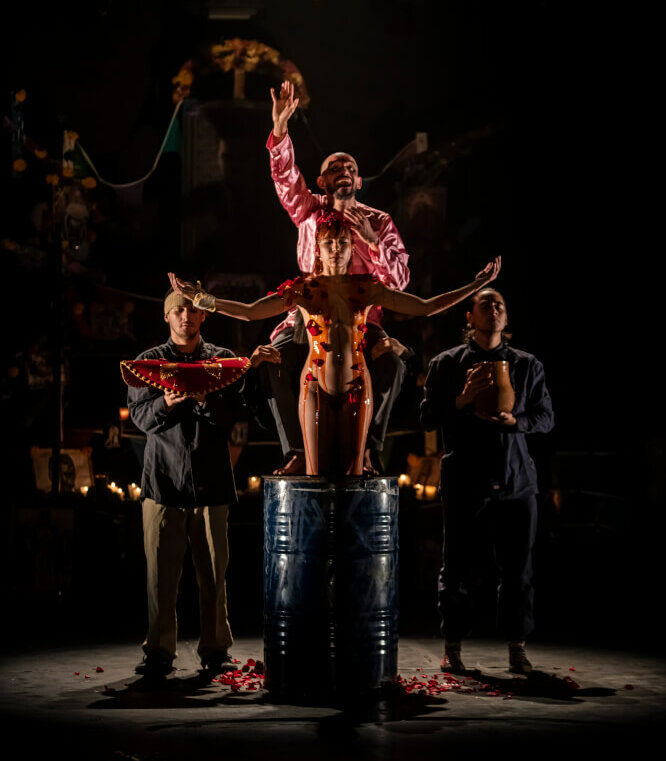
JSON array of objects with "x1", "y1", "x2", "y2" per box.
[{"x1": 320, "y1": 152, "x2": 358, "y2": 175}]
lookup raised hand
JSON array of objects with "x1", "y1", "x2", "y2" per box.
[
  {"x1": 474, "y1": 256, "x2": 502, "y2": 285},
  {"x1": 168, "y1": 272, "x2": 198, "y2": 302},
  {"x1": 270, "y1": 80, "x2": 300, "y2": 139}
]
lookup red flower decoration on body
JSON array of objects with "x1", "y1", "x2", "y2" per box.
[
  {"x1": 305, "y1": 372, "x2": 315, "y2": 383},
  {"x1": 356, "y1": 338, "x2": 367, "y2": 352},
  {"x1": 276, "y1": 279, "x2": 294, "y2": 297},
  {"x1": 320, "y1": 342, "x2": 332, "y2": 352},
  {"x1": 358, "y1": 323, "x2": 368, "y2": 333},
  {"x1": 312, "y1": 358, "x2": 325, "y2": 367},
  {"x1": 306, "y1": 319, "x2": 322, "y2": 336}
]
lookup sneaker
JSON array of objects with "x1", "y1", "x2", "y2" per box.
[
  {"x1": 508, "y1": 642, "x2": 533, "y2": 675},
  {"x1": 200, "y1": 651, "x2": 236, "y2": 673},
  {"x1": 441, "y1": 643, "x2": 466, "y2": 673},
  {"x1": 136, "y1": 651, "x2": 174, "y2": 677}
]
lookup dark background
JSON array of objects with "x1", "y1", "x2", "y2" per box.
[{"x1": 0, "y1": 1, "x2": 661, "y2": 650}]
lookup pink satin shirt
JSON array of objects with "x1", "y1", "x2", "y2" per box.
[{"x1": 266, "y1": 131, "x2": 410, "y2": 340}]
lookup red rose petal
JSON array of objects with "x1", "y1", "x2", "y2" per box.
[
  {"x1": 96, "y1": 666, "x2": 104, "y2": 673},
  {"x1": 624, "y1": 684, "x2": 634, "y2": 690}
]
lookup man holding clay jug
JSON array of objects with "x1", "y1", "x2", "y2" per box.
[{"x1": 420, "y1": 287, "x2": 554, "y2": 675}]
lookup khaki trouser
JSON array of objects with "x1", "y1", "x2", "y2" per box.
[{"x1": 142, "y1": 499, "x2": 233, "y2": 660}]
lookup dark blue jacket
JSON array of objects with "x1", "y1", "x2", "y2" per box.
[
  {"x1": 420, "y1": 340, "x2": 554, "y2": 499},
  {"x1": 128, "y1": 337, "x2": 245, "y2": 507}
]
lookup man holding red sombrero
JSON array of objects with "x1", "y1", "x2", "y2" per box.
[{"x1": 126, "y1": 288, "x2": 279, "y2": 677}]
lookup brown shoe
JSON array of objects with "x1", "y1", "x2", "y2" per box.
[
  {"x1": 508, "y1": 642, "x2": 533, "y2": 674},
  {"x1": 441, "y1": 642, "x2": 465, "y2": 673}
]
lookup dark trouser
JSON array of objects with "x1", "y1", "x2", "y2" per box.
[
  {"x1": 438, "y1": 490, "x2": 537, "y2": 643},
  {"x1": 260, "y1": 322, "x2": 406, "y2": 457}
]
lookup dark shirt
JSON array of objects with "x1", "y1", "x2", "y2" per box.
[
  {"x1": 420, "y1": 340, "x2": 554, "y2": 499},
  {"x1": 127, "y1": 337, "x2": 245, "y2": 507}
]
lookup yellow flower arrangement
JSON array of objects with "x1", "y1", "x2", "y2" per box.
[
  {"x1": 172, "y1": 39, "x2": 309, "y2": 107},
  {"x1": 211, "y1": 39, "x2": 280, "y2": 72}
]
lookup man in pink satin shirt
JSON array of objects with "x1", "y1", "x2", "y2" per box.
[{"x1": 262, "y1": 80, "x2": 411, "y2": 475}]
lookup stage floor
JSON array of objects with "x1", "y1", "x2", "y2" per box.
[{"x1": 1, "y1": 637, "x2": 664, "y2": 758}]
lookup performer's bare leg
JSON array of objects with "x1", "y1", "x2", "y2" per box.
[
  {"x1": 339, "y1": 378, "x2": 372, "y2": 477},
  {"x1": 299, "y1": 376, "x2": 321, "y2": 476}
]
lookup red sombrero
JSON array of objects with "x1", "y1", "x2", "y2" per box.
[{"x1": 120, "y1": 357, "x2": 251, "y2": 396}]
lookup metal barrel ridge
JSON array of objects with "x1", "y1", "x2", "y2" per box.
[{"x1": 263, "y1": 476, "x2": 399, "y2": 694}]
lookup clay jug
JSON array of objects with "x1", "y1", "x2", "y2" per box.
[{"x1": 472, "y1": 360, "x2": 515, "y2": 416}]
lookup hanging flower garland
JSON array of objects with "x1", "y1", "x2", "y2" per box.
[
  {"x1": 172, "y1": 38, "x2": 310, "y2": 107},
  {"x1": 6, "y1": 90, "x2": 97, "y2": 189}
]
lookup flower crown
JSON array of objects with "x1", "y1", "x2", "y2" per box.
[{"x1": 315, "y1": 210, "x2": 350, "y2": 232}]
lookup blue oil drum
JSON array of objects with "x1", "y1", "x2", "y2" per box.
[{"x1": 263, "y1": 476, "x2": 399, "y2": 694}]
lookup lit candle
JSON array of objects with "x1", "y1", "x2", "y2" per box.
[
  {"x1": 414, "y1": 483, "x2": 424, "y2": 500},
  {"x1": 398, "y1": 473, "x2": 411, "y2": 487},
  {"x1": 80, "y1": 485, "x2": 89, "y2": 495},
  {"x1": 248, "y1": 476, "x2": 261, "y2": 492},
  {"x1": 424, "y1": 485, "x2": 437, "y2": 500}
]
